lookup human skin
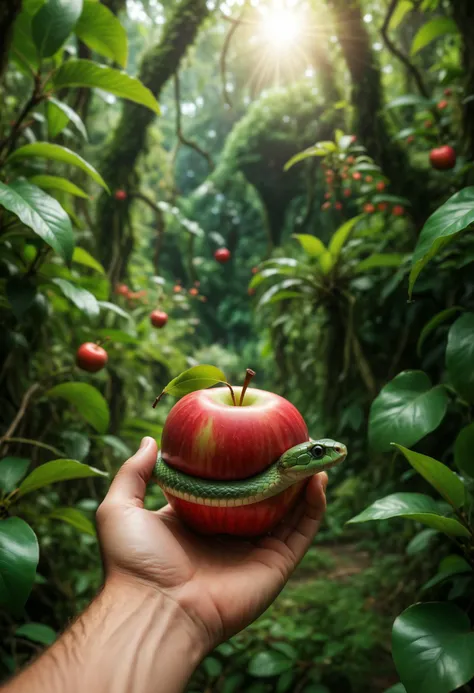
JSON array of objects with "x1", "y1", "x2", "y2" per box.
[{"x1": 2, "y1": 437, "x2": 328, "y2": 693}]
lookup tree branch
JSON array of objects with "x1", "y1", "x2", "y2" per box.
[
  {"x1": 0, "y1": 384, "x2": 40, "y2": 450},
  {"x1": 220, "y1": 6, "x2": 246, "y2": 108},
  {"x1": 173, "y1": 72, "x2": 214, "y2": 171}
]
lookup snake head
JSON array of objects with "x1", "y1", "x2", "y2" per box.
[{"x1": 279, "y1": 438, "x2": 347, "y2": 478}]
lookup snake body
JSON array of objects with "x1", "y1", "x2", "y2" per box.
[{"x1": 154, "y1": 438, "x2": 347, "y2": 507}]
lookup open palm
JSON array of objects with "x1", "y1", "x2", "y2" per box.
[{"x1": 97, "y1": 437, "x2": 327, "y2": 650}]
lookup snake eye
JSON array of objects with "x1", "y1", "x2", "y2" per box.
[{"x1": 311, "y1": 444, "x2": 325, "y2": 459}]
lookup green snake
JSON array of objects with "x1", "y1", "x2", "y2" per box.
[{"x1": 154, "y1": 438, "x2": 347, "y2": 507}]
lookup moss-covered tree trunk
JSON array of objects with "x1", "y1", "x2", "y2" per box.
[
  {"x1": 451, "y1": 0, "x2": 474, "y2": 163},
  {"x1": 96, "y1": 0, "x2": 209, "y2": 282},
  {"x1": 0, "y1": 0, "x2": 21, "y2": 82},
  {"x1": 327, "y1": 0, "x2": 429, "y2": 224}
]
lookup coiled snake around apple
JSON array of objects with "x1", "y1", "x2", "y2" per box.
[{"x1": 154, "y1": 439, "x2": 347, "y2": 507}]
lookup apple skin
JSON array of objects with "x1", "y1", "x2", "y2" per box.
[
  {"x1": 429, "y1": 145, "x2": 456, "y2": 171},
  {"x1": 150, "y1": 310, "x2": 168, "y2": 328},
  {"x1": 160, "y1": 386, "x2": 309, "y2": 536},
  {"x1": 214, "y1": 248, "x2": 231, "y2": 264},
  {"x1": 76, "y1": 343, "x2": 108, "y2": 373}
]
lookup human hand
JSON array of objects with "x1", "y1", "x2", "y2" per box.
[{"x1": 96, "y1": 436, "x2": 327, "y2": 654}]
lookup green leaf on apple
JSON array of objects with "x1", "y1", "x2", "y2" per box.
[{"x1": 153, "y1": 365, "x2": 228, "y2": 406}]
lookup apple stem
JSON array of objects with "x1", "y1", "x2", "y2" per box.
[
  {"x1": 95, "y1": 337, "x2": 110, "y2": 347},
  {"x1": 152, "y1": 392, "x2": 164, "y2": 408},
  {"x1": 224, "y1": 382, "x2": 237, "y2": 406},
  {"x1": 239, "y1": 368, "x2": 256, "y2": 406}
]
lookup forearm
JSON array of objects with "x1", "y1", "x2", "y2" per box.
[{"x1": 3, "y1": 578, "x2": 204, "y2": 693}]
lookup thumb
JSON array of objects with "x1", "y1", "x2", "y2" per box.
[{"x1": 105, "y1": 437, "x2": 158, "y2": 507}]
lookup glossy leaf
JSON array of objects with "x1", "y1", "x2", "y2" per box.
[
  {"x1": 16, "y1": 622, "x2": 56, "y2": 646},
  {"x1": 97, "y1": 301, "x2": 130, "y2": 320},
  {"x1": 72, "y1": 247, "x2": 105, "y2": 274},
  {"x1": 47, "y1": 98, "x2": 88, "y2": 140},
  {"x1": 248, "y1": 267, "x2": 295, "y2": 290},
  {"x1": 0, "y1": 518, "x2": 39, "y2": 614},
  {"x1": 369, "y1": 371, "x2": 448, "y2": 452},
  {"x1": 454, "y1": 423, "x2": 474, "y2": 478},
  {"x1": 6, "y1": 276, "x2": 36, "y2": 319},
  {"x1": 0, "y1": 457, "x2": 30, "y2": 493},
  {"x1": 32, "y1": 0, "x2": 83, "y2": 58},
  {"x1": 389, "y1": 1, "x2": 412, "y2": 30},
  {"x1": 53, "y1": 60, "x2": 160, "y2": 115},
  {"x1": 60, "y1": 431, "x2": 90, "y2": 462},
  {"x1": 49, "y1": 507, "x2": 96, "y2": 535},
  {"x1": 28, "y1": 175, "x2": 89, "y2": 199},
  {"x1": 328, "y1": 215, "x2": 363, "y2": 259},
  {"x1": 446, "y1": 313, "x2": 474, "y2": 403},
  {"x1": 18, "y1": 459, "x2": 106, "y2": 497},
  {"x1": 75, "y1": 1, "x2": 128, "y2": 68},
  {"x1": 8, "y1": 143, "x2": 109, "y2": 191},
  {"x1": 160, "y1": 365, "x2": 227, "y2": 399},
  {"x1": 257, "y1": 280, "x2": 304, "y2": 308},
  {"x1": 51, "y1": 278, "x2": 99, "y2": 317},
  {"x1": 392, "y1": 444, "x2": 466, "y2": 509},
  {"x1": 247, "y1": 651, "x2": 293, "y2": 678},
  {"x1": 406, "y1": 528, "x2": 438, "y2": 556},
  {"x1": 293, "y1": 234, "x2": 326, "y2": 257},
  {"x1": 47, "y1": 382, "x2": 110, "y2": 433},
  {"x1": 409, "y1": 188, "x2": 474, "y2": 297},
  {"x1": 355, "y1": 253, "x2": 405, "y2": 273},
  {"x1": 392, "y1": 603, "x2": 474, "y2": 693},
  {"x1": 422, "y1": 555, "x2": 472, "y2": 591},
  {"x1": 417, "y1": 307, "x2": 463, "y2": 356},
  {"x1": 386, "y1": 94, "x2": 431, "y2": 109},
  {"x1": 284, "y1": 142, "x2": 336, "y2": 170},
  {"x1": 348, "y1": 492, "x2": 470, "y2": 537},
  {"x1": 0, "y1": 180, "x2": 74, "y2": 263},
  {"x1": 411, "y1": 17, "x2": 458, "y2": 55}
]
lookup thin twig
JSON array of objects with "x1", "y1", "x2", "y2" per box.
[
  {"x1": 0, "y1": 384, "x2": 40, "y2": 448},
  {"x1": 220, "y1": 6, "x2": 247, "y2": 108},
  {"x1": 380, "y1": 0, "x2": 429, "y2": 98},
  {"x1": 173, "y1": 73, "x2": 214, "y2": 171},
  {"x1": 0, "y1": 438, "x2": 64, "y2": 458}
]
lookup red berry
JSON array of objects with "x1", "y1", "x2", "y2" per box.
[
  {"x1": 114, "y1": 189, "x2": 127, "y2": 201},
  {"x1": 115, "y1": 283, "x2": 129, "y2": 297},
  {"x1": 346, "y1": 156, "x2": 355, "y2": 165},
  {"x1": 189, "y1": 288, "x2": 199, "y2": 296},
  {"x1": 251, "y1": 267, "x2": 258, "y2": 275},
  {"x1": 429, "y1": 145, "x2": 456, "y2": 171},
  {"x1": 343, "y1": 188, "x2": 351, "y2": 198},
  {"x1": 406, "y1": 135, "x2": 415, "y2": 144},
  {"x1": 352, "y1": 172, "x2": 362, "y2": 181},
  {"x1": 76, "y1": 343, "x2": 108, "y2": 373},
  {"x1": 377, "y1": 202, "x2": 387, "y2": 212},
  {"x1": 444, "y1": 88, "x2": 452, "y2": 97},
  {"x1": 214, "y1": 248, "x2": 231, "y2": 264},
  {"x1": 321, "y1": 201, "x2": 331, "y2": 211},
  {"x1": 424, "y1": 120, "x2": 433, "y2": 129},
  {"x1": 365, "y1": 175, "x2": 373, "y2": 183},
  {"x1": 341, "y1": 173, "x2": 348, "y2": 180},
  {"x1": 364, "y1": 203, "x2": 375, "y2": 214},
  {"x1": 324, "y1": 192, "x2": 331, "y2": 200},
  {"x1": 437, "y1": 99, "x2": 448, "y2": 110},
  {"x1": 173, "y1": 285, "x2": 182, "y2": 293},
  {"x1": 335, "y1": 201, "x2": 343, "y2": 211},
  {"x1": 392, "y1": 205, "x2": 405, "y2": 217},
  {"x1": 350, "y1": 135, "x2": 357, "y2": 143},
  {"x1": 150, "y1": 310, "x2": 168, "y2": 328},
  {"x1": 376, "y1": 181, "x2": 385, "y2": 192}
]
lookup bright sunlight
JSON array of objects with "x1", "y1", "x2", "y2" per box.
[{"x1": 260, "y1": 6, "x2": 303, "y2": 50}]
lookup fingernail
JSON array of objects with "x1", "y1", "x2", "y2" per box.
[{"x1": 139, "y1": 437, "x2": 149, "y2": 449}]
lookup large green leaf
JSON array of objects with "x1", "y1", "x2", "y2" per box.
[
  {"x1": 369, "y1": 371, "x2": 448, "y2": 452},
  {"x1": 72, "y1": 247, "x2": 105, "y2": 274},
  {"x1": 355, "y1": 253, "x2": 405, "y2": 273},
  {"x1": 347, "y1": 492, "x2": 470, "y2": 537},
  {"x1": 28, "y1": 175, "x2": 89, "y2": 199},
  {"x1": 0, "y1": 518, "x2": 39, "y2": 614},
  {"x1": 51, "y1": 278, "x2": 99, "y2": 317},
  {"x1": 0, "y1": 180, "x2": 74, "y2": 263},
  {"x1": 386, "y1": 94, "x2": 431, "y2": 109},
  {"x1": 0, "y1": 457, "x2": 30, "y2": 493},
  {"x1": 17, "y1": 459, "x2": 107, "y2": 497},
  {"x1": 328, "y1": 215, "x2": 363, "y2": 259},
  {"x1": 247, "y1": 651, "x2": 293, "y2": 678},
  {"x1": 75, "y1": 1, "x2": 128, "y2": 68},
  {"x1": 293, "y1": 234, "x2": 326, "y2": 257},
  {"x1": 392, "y1": 603, "x2": 474, "y2": 693},
  {"x1": 446, "y1": 313, "x2": 474, "y2": 403},
  {"x1": 53, "y1": 60, "x2": 160, "y2": 115},
  {"x1": 160, "y1": 366, "x2": 227, "y2": 400},
  {"x1": 409, "y1": 188, "x2": 474, "y2": 298},
  {"x1": 47, "y1": 98, "x2": 88, "y2": 140},
  {"x1": 49, "y1": 507, "x2": 96, "y2": 535},
  {"x1": 393, "y1": 444, "x2": 466, "y2": 509},
  {"x1": 249, "y1": 267, "x2": 295, "y2": 290},
  {"x1": 47, "y1": 382, "x2": 110, "y2": 433},
  {"x1": 8, "y1": 143, "x2": 109, "y2": 191},
  {"x1": 417, "y1": 307, "x2": 463, "y2": 356},
  {"x1": 388, "y1": 0, "x2": 412, "y2": 30},
  {"x1": 454, "y1": 423, "x2": 474, "y2": 479},
  {"x1": 16, "y1": 622, "x2": 56, "y2": 646},
  {"x1": 411, "y1": 17, "x2": 458, "y2": 55},
  {"x1": 32, "y1": 0, "x2": 83, "y2": 58},
  {"x1": 257, "y1": 280, "x2": 304, "y2": 308}
]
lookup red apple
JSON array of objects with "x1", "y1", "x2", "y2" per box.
[
  {"x1": 214, "y1": 248, "x2": 231, "y2": 264},
  {"x1": 76, "y1": 343, "x2": 108, "y2": 373},
  {"x1": 150, "y1": 310, "x2": 168, "y2": 328},
  {"x1": 159, "y1": 386, "x2": 309, "y2": 536},
  {"x1": 114, "y1": 189, "x2": 127, "y2": 201},
  {"x1": 429, "y1": 145, "x2": 456, "y2": 170}
]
